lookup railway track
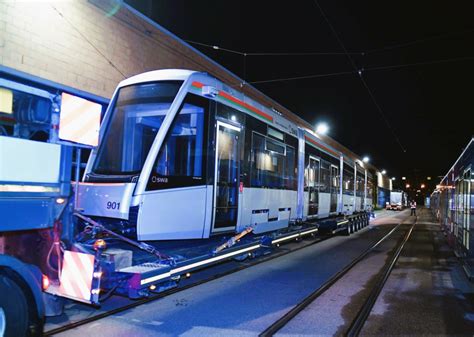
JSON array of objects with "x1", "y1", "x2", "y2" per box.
[
  {"x1": 260, "y1": 214, "x2": 416, "y2": 337},
  {"x1": 44, "y1": 231, "x2": 334, "y2": 336}
]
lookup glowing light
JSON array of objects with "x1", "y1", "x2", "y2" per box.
[
  {"x1": 381, "y1": 170, "x2": 386, "y2": 175},
  {"x1": 315, "y1": 122, "x2": 329, "y2": 135},
  {"x1": 406, "y1": 184, "x2": 410, "y2": 188},
  {"x1": 56, "y1": 197, "x2": 66, "y2": 204},
  {"x1": 427, "y1": 177, "x2": 431, "y2": 180},
  {"x1": 402, "y1": 177, "x2": 406, "y2": 180},
  {"x1": 149, "y1": 284, "x2": 157, "y2": 291},
  {"x1": 391, "y1": 177, "x2": 396, "y2": 181},
  {"x1": 421, "y1": 184, "x2": 425, "y2": 189},
  {"x1": 42, "y1": 274, "x2": 50, "y2": 291},
  {"x1": 93, "y1": 239, "x2": 107, "y2": 251},
  {"x1": 231, "y1": 115, "x2": 236, "y2": 121},
  {"x1": 362, "y1": 156, "x2": 369, "y2": 163}
]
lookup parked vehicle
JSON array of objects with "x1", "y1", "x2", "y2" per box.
[{"x1": 386, "y1": 190, "x2": 407, "y2": 210}]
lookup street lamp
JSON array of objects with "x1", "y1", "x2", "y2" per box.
[
  {"x1": 402, "y1": 176, "x2": 406, "y2": 180},
  {"x1": 406, "y1": 184, "x2": 410, "y2": 188},
  {"x1": 421, "y1": 184, "x2": 425, "y2": 189},
  {"x1": 381, "y1": 170, "x2": 386, "y2": 175},
  {"x1": 362, "y1": 156, "x2": 369, "y2": 163},
  {"x1": 315, "y1": 122, "x2": 329, "y2": 135},
  {"x1": 391, "y1": 177, "x2": 396, "y2": 181}
]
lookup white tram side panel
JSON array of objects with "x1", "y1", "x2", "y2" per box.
[{"x1": 239, "y1": 188, "x2": 297, "y2": 233}]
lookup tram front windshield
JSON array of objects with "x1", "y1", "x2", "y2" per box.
[{"x1": 92, "y1": 81, "x2": 182, "y2": 175}]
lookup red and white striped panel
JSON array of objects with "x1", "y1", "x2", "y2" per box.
[
  {"x1": 58, "y1": 92, "x2": 101, "y2": 147},
  {"x1": 59, "y1": 251, "x2": 95, "y2": 302}
]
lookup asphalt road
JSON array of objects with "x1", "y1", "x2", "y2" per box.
[{"x1": 360, "y1": 210, "x2": 474, "y2": 336}]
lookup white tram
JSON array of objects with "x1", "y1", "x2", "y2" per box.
[{"x1": 77, "y1": 69, "x2": 374, "y2": 241}]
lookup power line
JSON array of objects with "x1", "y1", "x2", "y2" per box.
[
  {"x1": 313, "y1": 0, "x2": 407, "y2": 153},
  {"x1": 247, "y1": 51, "x2": 363, "y2": 56},
  {"x1": 367, "y1": 55, "x2": 474, "y2": 72},
  {"x1": 185, "y1": 40, "x2": 246, "y2": 56},
  {"x1": 51, "y1": 5, "x2": 127, "y2": 79},
  {"x1": 366, "y1": 28, "x2": 474, "y2": 55},
  {"x1": 185, "y1": 39, "x2": 363, "y2": 56},
  {"x1": 248, "y1": 70, "x2": 356, "y2": 84},
  {"x1": 246, "y1": 55, "x2": 474, "y2": 84}
]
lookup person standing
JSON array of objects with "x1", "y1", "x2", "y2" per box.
[{"x1": 410, "y1": 200, "x2": 417, "y2": 216}]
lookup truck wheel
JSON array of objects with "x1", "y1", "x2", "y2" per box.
[{"x1": 0, "y1": 274, "x2": 29, "y2": 337}]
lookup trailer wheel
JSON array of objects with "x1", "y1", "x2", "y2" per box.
[{"x1": 0, "y1": 274, "x2": 29, "y2": 337}]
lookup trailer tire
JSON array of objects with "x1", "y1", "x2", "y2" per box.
[{"x1": 0, "y1": 274, "x2": 29, "y2": 337}]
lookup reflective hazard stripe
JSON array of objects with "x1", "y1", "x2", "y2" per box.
[
  {"x1": 58, "y1": 93, "x2": 102, "y2": 147},
  {"x1": 59, "y1": 251, "x2": 95, "y2": 302}
]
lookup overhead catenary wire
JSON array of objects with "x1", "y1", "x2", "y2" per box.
[
  {"x1": 365, "y1": 28, "x2": 474, "y2": 55},
  {"x1": 51, "y1": 5, "x2": 127, "y2": 79},
  {"x1": 185, "y1": 39, "x2": 247, "y2": 56},
  {"x1": 185, "y1": 39, "x2": 364, "y2": 56},
  {"x1": 243, "y1": 55, "x2": 474, "y2": 84},
  {"x1": 187, "y1": 27, "x2": 474, "y2": 57},
  {"x1": 312, "y1": 0, "x2": 407, "y2": 153}
]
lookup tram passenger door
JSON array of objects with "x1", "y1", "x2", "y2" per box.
[
  {"x1": 306, "y1": 157, "x2": 320, "y2": 216},
  {"x1": 330, "y1": 165, "x2": 338, "y2": 213},
  {"x1": 212, "y1": 121, "x2": 240, "y2": 233}
]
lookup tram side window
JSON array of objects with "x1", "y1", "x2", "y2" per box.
[
  {"x1": 251, "y1": 132, "x2": 296, "y2": 190},
  {"x1": 285, "y1": 146, "x2": 297, "y2": 190},
  {"x1": 366, "y1": 176, "x2": 373, "y2": 199},
  {"x1": 356, "y1": 171, "x2": 365, "y2": 197},
  {"x1": 320, "y1": 160, "x2": 331, "y2": 192},
  {"x1": 148, "y1": 94, "x2": 208, "y2": 190},
  {"x1": 343, "y1": 166, "x2": 354, "y2": 194},
  {"x1": 332, "y1": 167, "x2": 340, "y2": 189}
]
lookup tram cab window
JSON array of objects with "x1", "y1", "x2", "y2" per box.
[
  {"x1": 92, "y1": 81, "x2": 182, "y2": 175},
  {"x1": 148, "y1": 93, "x2": 208, "y2": 189}
]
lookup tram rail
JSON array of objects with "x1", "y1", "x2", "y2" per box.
[{"x1": 260, "y1": 214, "x2": 416, "y2": 336}]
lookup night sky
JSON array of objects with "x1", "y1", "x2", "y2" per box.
[{"x1": 127, "y1": 0, "x2": 473, "y2": 190}]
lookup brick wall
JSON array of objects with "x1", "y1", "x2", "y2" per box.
[{"x1": 0, "y1": 0, "x2": 247, "y2": 97}]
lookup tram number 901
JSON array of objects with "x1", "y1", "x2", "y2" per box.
[{"x1": 106, "y1": 201, "x2": 120, "y2": 210}]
